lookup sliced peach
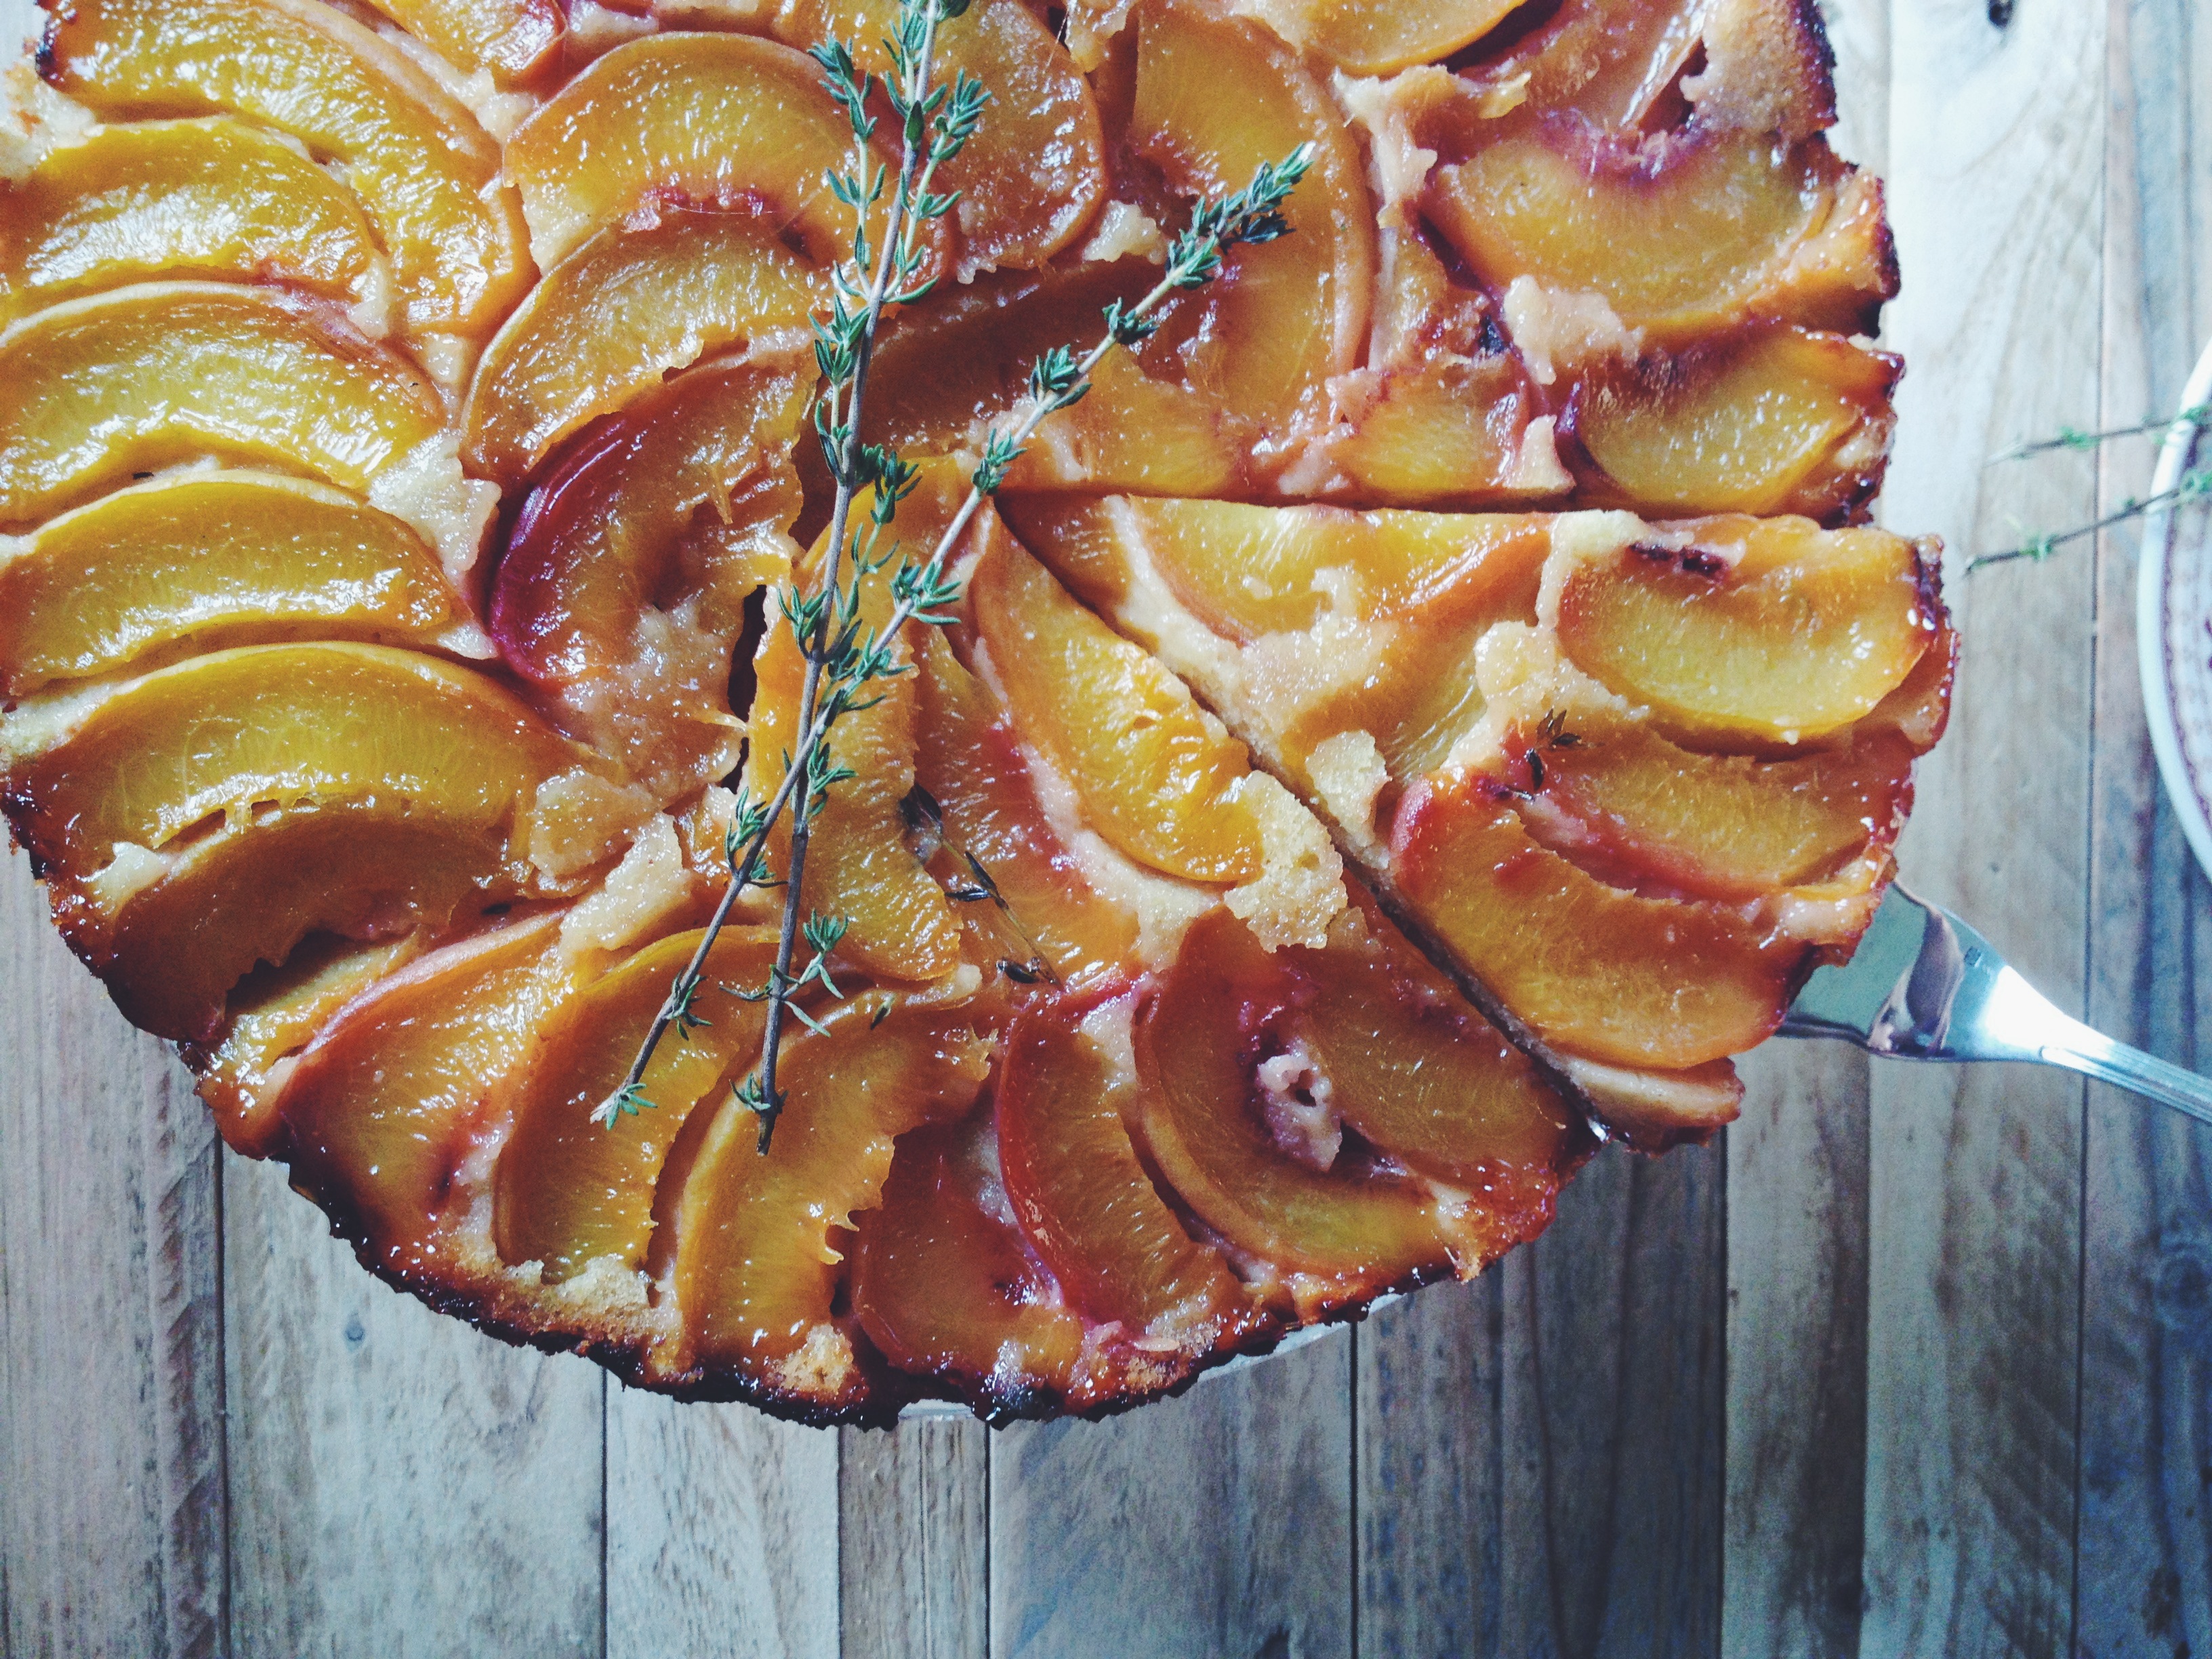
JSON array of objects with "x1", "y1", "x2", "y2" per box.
[
  {"x1": 0, "y1": 472, "x2": 464, "y2": 695},
  {"x1": 914, "y1": 633, "x2": 1139, "y2": 990},
  {"x1": 356, "y1": 0, "x2": 562, "y2": 85},
  {"x1": 186, "y1": 933, "x2": 420, "y2": 1158},
  {"x1": 1391, "y1": 775, "x2": 1801, "y2": 1068},
  {"x1": 1326, "y1": 356, "x2": 1568, "y2": 510},
  {"x1": 1498, "y1": 709, "x2": 1912, "y2": 899},
  {"x1": 63, "y1": 800, "x2": 533, "y2": 1042},
  {"x1": 493, "y1": 926, "x2": 778, "y2": 1282},
  {"x1": 491, "y1": 362, "x2": 807, "y2": 684},
  {"x1": 504, "y1": 31, "x2": 935, "y2": 275},
  {"x1": 1564, "y1": 327, "x2": 1898, "y2": 520},
  {"x1": 5, "y1": 642, "x2": 594, "y2": 878},
  {"x1": 1452, "y1": 0, "x2": 1710, "y2": 133},
  {"x1": 970, "y1": 535, "x2": 1263, "y2": 884},
  {"x1": 850, "y1": 1118, "x2": 1086, "y2": 1406},
  {"x1": 0, "y1": 283, "x2": 445, "y2": 528},
  {"x1": 43, "y1": 0, "x2": 531, "y2": 333},
  {"x1": 859, "y1": 260, "x2": 1237, "y2": 496},
  {"x1": 1861, "y1": 609, "x2": 1956, "y2": 754},
  {"x1": 0, "y1": 117, "x2": 388, "y2": 321},
  {"x1": 1008, "y1": 494, "x2": 1552, "y2": 642},
  {"x1": 1134, "y1": 908, "x2": 1453, "y2": 1283},
  {"x1": 742, "y1": 586, "x2": 964, "y2": 987},
  {"x1": 777, "y1": 0, "x2": 1105, "y2": 275},
  {"x1": 1551, "y1": 516, "x2": 1940, "y2": 743},
  {"x1": 461, "y1": 209, "x2": 823, "y2": 482},
  {"x1": 1302, "y1": 899, "x2": 1573, "y2": 1213},
  {"x1": 1242, "y1": 0, "x2": 1519, "y2": 75},
  {"x1": 281, "y1": 913, "x2": 577, "y2": 1273},
  {"x1": 1126, "y1": 0, "x2": 1374, "y2": 438},
  {"x1": 673, "y1": 1000, "x2": 994, "y2": 1379},
  {"x1": 996, "y1": 997, "x2": 1253, "y2": 1331},
  {"x1": 1431, "y1": 122, "x2": 1884, "y2": 339}
]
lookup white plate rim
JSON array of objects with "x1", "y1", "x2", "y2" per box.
[{"x1": 2136, "y1": 338, "x2": 2212, "y2": 887}]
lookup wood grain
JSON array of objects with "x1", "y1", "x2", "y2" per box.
[
  {"x1": 605, "y1": 1393, "x2": 839, "y2": 1659},
  {"x1": 1355, "y1": 1145, "x2": 1725, "y2": 1659},
  {"x1": 1865, "y1": 0, "x2": 2105, "y2": 1652},
  {"x1": 840, "y1": 1419, "x2": 988, "y2": 1659},
  {"x1": 0, "y1": 853, "x2": 226, "y2": 1659},
  {"x1": 2078, "y1": 0, "x2": 2212, "y2": 1652},
  {"x1": 222, "y1": 1154, "x2": 605, "y2": 1657},
  {"x1": 991, "y1": 1330, "x2": 1351, "y2": 1659}
]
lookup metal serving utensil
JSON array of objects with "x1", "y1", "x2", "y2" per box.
[{"x1": 1777, "y1": 882, "x2": 2212, "y2": 1125}]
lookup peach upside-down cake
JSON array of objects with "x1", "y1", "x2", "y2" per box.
[{"x1": 0, "y1": 0, "x2": 1950, "y2": 1422}]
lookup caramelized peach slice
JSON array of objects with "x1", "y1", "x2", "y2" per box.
[
  {"x1": 504, "y1": 32, "x2": 921, "y2": 273},
  {"x1": 0, "y1": 472, "x2": 464, "y2": 694},
  {"x1": 0, "y1": 118, "x2": 388, "y2": 321},
  {"x1": 186, "y1": 934, "x2": 421, "y2": 1157},
  {"x1": 1391, "y1": 776, "x2": 1801, "y2": 1068},
  {"x1": 1127, "y1": 0, "x2": 1374, "y2": 437},
  {"x1": 1303, "y1": 900, "x2": 1572, "y2": 1213},
  {"x1": 915, "y1": 634, "x2": 1139, "y2": 990},
  {"x1": 1008, "y1": 494, "x2": 1552, "y2": 642},
  {"x1": 1326, "y1": 356, "x2": 1568, "y2": 510},
  {"x1": 1451, "y1": 0, "x2": 1710, "y2": 133},
  {"x1": 970, "y1": 535, "x2": 1263, "y2": 884},
  {"x1": 462, "y1": 210, "x2": 823, "y2": 481},
  {"x1": 1565, "y1": 328, "x2": 1898, "y2": 520},
  {"x1": 0, "y1": 283, "x2": 445, "y2": 527},
  {"x1": 860, "y1": 260, "x2": 1237, "y2": 495},
  {"x1": 357, "y1": 0, "x2": 561, "y2": 85},
  {"x1": 851, "y1": 1118, "x2": 1086, "y2": 1406},
  {"x1": 1431, "y1": 123, "x2": 1885, "y2": 339},
  {"x1": 1500, "y1": 710, "x2": 1911, "y2": 899},
  {"x1": 64, "y1": 800, "x2": 533, "y2": 1042},
  {"x1": 674, "y1": 1001, "x2": 994, "y2": 1381},
  {"x1": 1242, "y1": 0, "x2": 1517, "y2": 74},
  {"x1": 281, "y1": 914, "x2": 576, "y2": 1272},
  {"x1": 494, "y1": 926, "x2": 777, "y2": 1282},
  {"x1": 1551, "y1": 516, "x2": 1940, "y2": 743},
  {"x1": 1135, "y1": 909, "x2": 1452, "y2": 1284},
  {"x1": 492, "y1": 363, "x2": 807, "y2": 684},
  {"x1": 778, "y1": 0, "x2": 1104, "y2": 275},
  {"x1": 996, "y1": 998, "x2": 1253, "y2": 1331},
  {"x1": 43, "y1": 0, "x2": 530, "y2": 333},
  {"x1": 5, "y1": 642, "x2": 594, "y2": 877}
]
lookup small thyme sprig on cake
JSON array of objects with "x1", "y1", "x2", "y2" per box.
[
  {"x1": 1969, "y1": 403, "x2": 2211, "y2": 573},
  {"x1": 591, "y1": 0, "x2": 1314, "y2": 1147}
]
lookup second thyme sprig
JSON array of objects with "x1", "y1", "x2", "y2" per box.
[{"x1": 1971, "y1": 403, "x2": 2211, "y2": 573}]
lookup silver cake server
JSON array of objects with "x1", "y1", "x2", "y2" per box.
[{"x1": 1777, "y1": 882, "x2": 2212, "y2": 1124}]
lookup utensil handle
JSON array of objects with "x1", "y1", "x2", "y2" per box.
[{"x1": 2040, "y1": 1024, "x2": 2212, "y2": 1129}]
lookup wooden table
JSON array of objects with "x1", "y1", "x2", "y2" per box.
[{"x1": 3, "y1": 0, "x2": 2205, "y2": 1652}]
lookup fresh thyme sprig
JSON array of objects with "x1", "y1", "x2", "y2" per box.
[
  {"x1": 591, "y1": 14, "x2": 1315, "y2": 1145},
  {"x1": 590, "y1": 0, "x2": 979, "y2": 1136},
  {"x1": 1969, "y1": 403, "x2": 2212, "y2": 573}
]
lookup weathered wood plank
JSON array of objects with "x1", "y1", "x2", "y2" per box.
[
  {"x1": 605, "y1": 1392, "x2": 839, "y2": 1659},
  {"x1": 1723, "y1": 1044, "x2": 1871, "y2": 1659},
  {"x1": 993, "y1": 1329, "x2": 1351, "y2": 1659},
  {"x1": 1863, "y1": 0, "x2": 2105, "y2": 1651},
  {"x1": 2078, "y1": 0, "x2": 2212, "y2": 1651},
  {"x1": 223, "y1": 1155, "x2": 604, "y2": 1658},
  {"x1": 840, "y1": 1419, "x2": 988, "y2": 1659},
  {"x1": 0, "y1": 853, "x2": 228, "y2": 1659},
  {"x1": 1354, "y1": 1142, "x2": 1724, "y2": 1659},
  {"x1": 1719, "y1": 5, "x2": 1885, "y2": 1650}
]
